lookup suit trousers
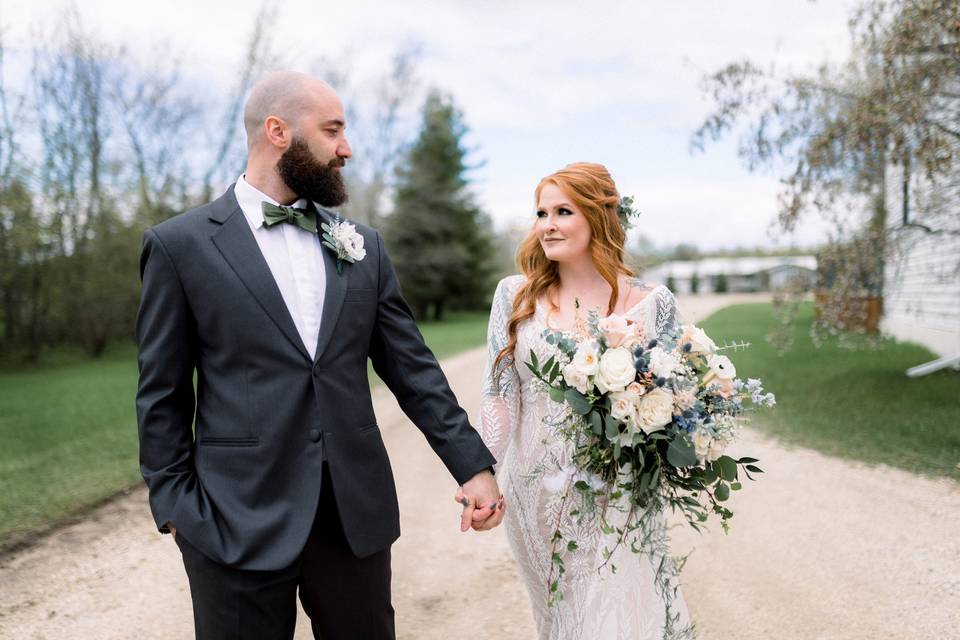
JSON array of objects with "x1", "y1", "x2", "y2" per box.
[{"x1": 175, "y1": 464, "x2": 395, "y2": 639}]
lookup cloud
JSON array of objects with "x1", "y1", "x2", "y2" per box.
[{"x1": 9, "y1": 0, "x2": 860, "y2": 249}]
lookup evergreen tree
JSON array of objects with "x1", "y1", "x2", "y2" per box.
[{"x1": 385, "y1": 91, "x2": 495, "y2": 320}]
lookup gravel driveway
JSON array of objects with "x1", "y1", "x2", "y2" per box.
[{"x1": 2, "y1": 293, "x2": 957, "y2": 639}]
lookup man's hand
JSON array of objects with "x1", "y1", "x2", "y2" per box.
[{"x1": 454, "y1": 469, "x2": 505, "y2": 532}]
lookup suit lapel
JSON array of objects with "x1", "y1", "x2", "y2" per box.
[
  {"x1": 209, "y1": 187, "x2": 312, "y2": 362},
  {"x1": 313, "y1": 208, "x2": 349, "y2": 364}
]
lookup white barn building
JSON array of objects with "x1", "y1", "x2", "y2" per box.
[
  {"x1": 641, "y1": 256, "x2": 817, "y2": 295},
  {"x1": 881, "y1": 161, "x2": 960, "y2": 362}
]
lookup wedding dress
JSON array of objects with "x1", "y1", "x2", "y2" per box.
[{"x1": 479, "y1": 275, "x2": 695, "y2": 640}]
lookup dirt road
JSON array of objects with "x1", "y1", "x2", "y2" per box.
[{"x1": 2, "y1": 293, "x2": 957, "y2": 639}]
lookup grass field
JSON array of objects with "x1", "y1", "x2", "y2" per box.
[
  {"x1": 0, "y1": 311, "x2": 490, "y2": 548},
  {"x1": 4, "y1": 303, "x2": 957, "y2": 548},
  {"x1": 700, "y1": 302, "x2": 960, "y2": 480}
]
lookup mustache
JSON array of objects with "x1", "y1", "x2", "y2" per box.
[{"x1": 329, "y1": 157, "x2": 346, "y2": 168}]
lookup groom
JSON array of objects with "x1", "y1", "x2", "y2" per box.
[{"x1": 135, "y1": 70, "x2": 502, "y2": 639}]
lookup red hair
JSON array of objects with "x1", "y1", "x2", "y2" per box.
[{"x1": 494, "y1": 162, "x2": 634, "y2": 376}]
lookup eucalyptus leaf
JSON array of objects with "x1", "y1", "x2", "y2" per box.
[
  {"x1": 667, "y1": 436, "x2": 698, "y2": 468},
  {"x1": 715, "y1": 482, "x2": 730, "y2": 501},
  {"x1": 605, "y1": 419, "x2": 619, "y2": 442},
  {"x1": 549, "y1": 387, "x2": 566, "y2": 403},
  {"x1": 588, "y1": 411, "x2": 603, "y2": 435},
  {"x1": 564, "y1": 388, "x2": 593, "y2": 415},
  {"x1": 717, "y1": 455, "x2": 739, "y2": 482}
]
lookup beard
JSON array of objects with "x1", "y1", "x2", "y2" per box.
[{"x1": 275, "y1": 136, "x2": 348, "y2": 207}]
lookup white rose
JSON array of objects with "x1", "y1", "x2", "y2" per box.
[
  {"x1": 609, "y1": 390, "x2": 638, "y2": 424},
  {"x1": 636, "y1": 387, "x2": 674, "y2": 433},
  {"x1": 331, "y1": 222, "x2": 366, "y2": 261},
  {"x1": 343, "y1": 234, "x2": 366, "y2": 261},
  {"x1": 706, "y1": 354, "x2": 737, "y2": 380},
  {"x1": 595, "y1": 347, "x2": 637, "y2": 393},
  {"x1": 648, "y1": 347, "x2": 681, "y2": 379},
  {"x1": 562, "y1": 363, "x2": 592, "y2": 395},
  {"x1": 692, "y1": 429, "x2": 712, "y2": 459},
  {"x1": 682, "y1": 324, "x2": 717, "y2": 355},
  {"x1": 573, "y1": 341, "x2": 601, "y2": 376}
]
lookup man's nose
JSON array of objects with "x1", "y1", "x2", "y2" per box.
[{"x1": 339, "y1": 137, "x2": 353, "y2": 159}]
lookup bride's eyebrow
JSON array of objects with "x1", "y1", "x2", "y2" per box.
[{"x1": 538, "y1": 202, "x2": 574, "y2": 210}]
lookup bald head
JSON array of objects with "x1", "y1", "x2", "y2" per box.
[{"x1": 243, "y1": 71, "x2": 339, "y2": 148}]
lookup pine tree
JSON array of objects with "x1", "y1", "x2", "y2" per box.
[{"x1": 385, "y1": 92, "x2": 495, "y2": 320}]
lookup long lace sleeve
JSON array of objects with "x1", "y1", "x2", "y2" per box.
[
  {"x1": 652, "y1": 284, "x2": 682, "y2": 338},
  {"x1": 478, "y1": 276, "x2": 523, "y2": 465}
]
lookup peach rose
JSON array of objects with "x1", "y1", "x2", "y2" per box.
[{"x1": 598, "y1": 314, "x2": 631, "y2": 348}]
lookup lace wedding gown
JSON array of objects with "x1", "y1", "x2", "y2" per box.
[{"x1": 479, "y1": 275, "x2": 694, "y2": 640}]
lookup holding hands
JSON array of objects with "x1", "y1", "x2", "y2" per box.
[{"x1": 455, "y1": 469, "x2": 505, "y2": 532}]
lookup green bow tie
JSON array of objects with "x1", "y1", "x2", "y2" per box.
[{"x1": 261, "y1": 202, "x2": 318, "y2": 234}]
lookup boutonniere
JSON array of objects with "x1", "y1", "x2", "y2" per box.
[{"x1": 321, "y1": 219, "x2": 366, "y2": 274}]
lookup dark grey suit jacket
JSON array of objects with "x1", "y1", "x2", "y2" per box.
[{"x1": 135, "y1": 185, "x2": 495, "y2": 571}]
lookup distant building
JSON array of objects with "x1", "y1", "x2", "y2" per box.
[{"x1": 640, "y1": 256, "x2": 817, "y2": 294}]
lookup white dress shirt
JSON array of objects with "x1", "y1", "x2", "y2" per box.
[{"x1": 234, "y1": 175, "x2": 327, "y2": 359}]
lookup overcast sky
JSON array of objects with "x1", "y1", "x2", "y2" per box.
[{"x1": 5, "y1": 0, "x2": 858, "y2": 251}]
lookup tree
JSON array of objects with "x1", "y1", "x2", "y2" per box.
[
  {"x1": 0, "y1": 5, "x2": 283, "y2": 362},
  {"x1": 665, "y1": 275, "x2": 677, "y2": 293},
  {"x1": 333, "y1": 45, "x2": 421, "y2": 229},
  {"x1": 385, "y1": 91, "x2": 495, "y2": 320},
  {"x1": 713, "y1": 273, "x2": 729, "y2": 294},
  {"x1": 669, "y1": 243, "x2": 700, "y2": 261},
  {"x1": 689, "y1": 272, "x2": 700, "y2": 294},
  {"x1": 692, "y1": 0, "x2": 959, "y2": 341}
]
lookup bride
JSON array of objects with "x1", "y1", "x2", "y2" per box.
[{"x1": 477, "y1": 163, "x2": 694, "y2": 639}]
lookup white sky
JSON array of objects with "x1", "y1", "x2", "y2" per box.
[{"x1": 3, "y1": 0, "x2": 858, "y2": 251}]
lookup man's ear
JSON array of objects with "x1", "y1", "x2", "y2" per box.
[{"x1": 263, "y1": 115, "x2": 289, "y2": 149}]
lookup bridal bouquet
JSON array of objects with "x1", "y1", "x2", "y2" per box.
[{"x1": 526, "y1": 308, "x2": 775, "y2": 604}]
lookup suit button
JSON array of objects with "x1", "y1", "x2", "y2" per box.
[{"x1": 309, "y1": 429, "x2": 321, "y2": 443}]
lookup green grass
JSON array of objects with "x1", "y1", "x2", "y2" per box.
[
  {"x1": 700, "y1": 302, "x2": 960, "y2": 480},
  {"x1": 0, "y1": 311, "x2": 490, "y2": 548},
  {"x1": 0, "y1": 343, "x2": 143, "y2": 547}
]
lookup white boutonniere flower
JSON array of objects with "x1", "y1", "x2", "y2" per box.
[{"x1": 321, "y1": 220, "x2": 366, "y2": 273}]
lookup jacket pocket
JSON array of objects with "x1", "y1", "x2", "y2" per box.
[
  {"x1": 196, "y1": 436, "x2": 260, "y2": 447},
  {"x1": 345, "y1": 288, "x2": 376, "y2": 303}
]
